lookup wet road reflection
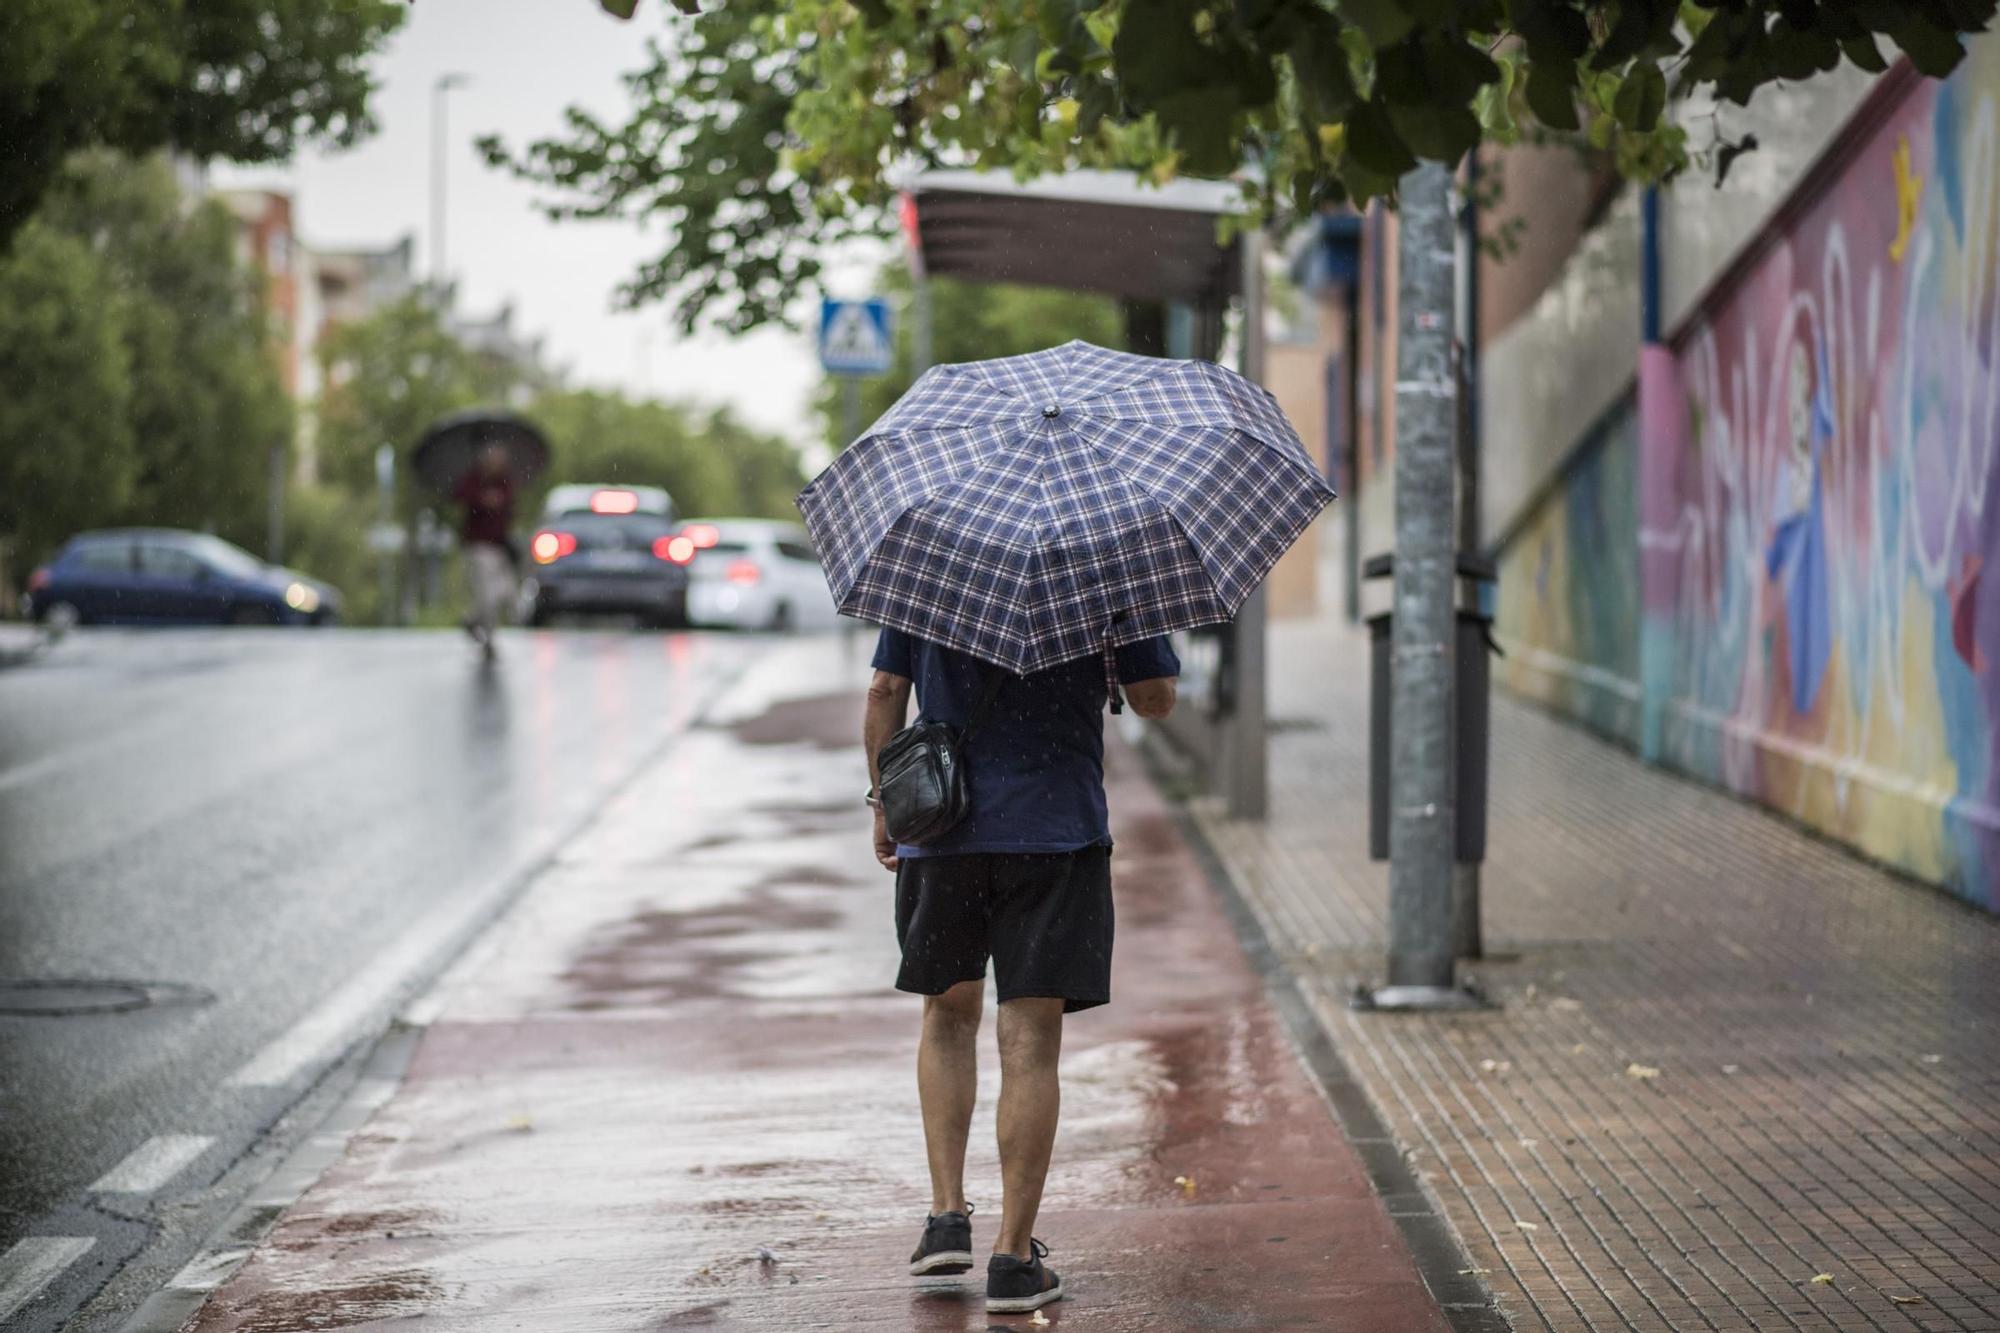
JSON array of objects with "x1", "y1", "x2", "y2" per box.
[{"x1": 0, "y1": 628, "x2": 758, "y2": 1277}]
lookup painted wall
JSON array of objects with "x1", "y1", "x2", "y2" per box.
[
  {"x1": 1642, "y1": 50, "x2": 2000, "y2": 909},
  {"x1": 1497, "y1": 403, "x2": 1642, "y2": 746}
]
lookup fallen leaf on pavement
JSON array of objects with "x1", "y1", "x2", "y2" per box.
[
  {"x1": 1550, "y1": 997, "x2": 1583, "y2": 1012},
  {"x1": 1513, "y1": 1220, "x2": 1539, "y2": 1232},
  {"x1": 1173, "y1": 1174, "x2": 1196, "y2": 1195},
  {"x1": 506, "y1": 1115, "x2": 534, "y2": 1133},
  {"x1": 1459, "y1": 1268, "x2": 1492, "y2": 1276},
  {"x1": 1890, "y1": 1294, "x2": 1926, "y2": 1305},
  {"x1": 1478, "y1": 1058, "x2": 1512, "y2": 1073},
  {"x1": 1029, "y1": 1312, "x2": 1051, "y2": 1326},
  {"x1": 1810, "y1": 1273, "x2": 1834, "y2": 1285},
  {"x1": 1625, "y1": 1063, "x2": 1661, "y2": 1081},
  {"x1": 1920, "y1": 1053, "x2": 1943, "y2": 1065}
]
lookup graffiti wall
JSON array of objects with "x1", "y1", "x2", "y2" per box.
[
  {"x1": 1497, "y1": 404, "x2": 1642, "y2": 746},
  {"x1": 1642, "y1": 49, "x2": 2000, "y2": 908}
]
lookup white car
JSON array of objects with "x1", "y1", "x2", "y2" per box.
[{"x1": 679, "y1": 519, "x2": 837, "y2": 631}]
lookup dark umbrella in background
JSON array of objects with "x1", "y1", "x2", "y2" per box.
[
  {"x1": 797, "y1": 339, "x2": 1334, "y2": 685},
  {"x1": 411, "y1": 408, "x2": 551, "y2": 493}
]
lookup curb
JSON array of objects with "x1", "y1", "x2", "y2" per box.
[
  {"x1": 117, "y1": 1026, "x2": 420, "y2": 1333},
  {"x1": 1143, "y1": 741, "x2": 1511, "y2": 1333}
]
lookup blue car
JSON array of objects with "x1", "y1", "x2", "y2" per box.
[{"x1": 23, "y1": 529, "x2": 343, "y2": 628}]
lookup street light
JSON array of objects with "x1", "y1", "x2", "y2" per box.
[{"x1": 431, "y1": 72, "x2": 471, "y2": 290}]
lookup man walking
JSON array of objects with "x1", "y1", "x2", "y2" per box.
[
  {"x1": 862, "y1": 627, "x2": 1178, "y2": 1314},
  {"x1": 452, "y1": 442, "x2": 517, "y2": 661}
]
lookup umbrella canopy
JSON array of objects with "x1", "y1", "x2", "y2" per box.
[
  {"x1": 797, "y1": 340, "x2": 1334, "y2": 675},
  {"x1": 411, "y1": 408, "x2": 551, "y2": 494}
]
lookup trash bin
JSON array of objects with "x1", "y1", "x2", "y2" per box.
[{"x1": 1365, "y1": 554, "x2": 1501, "y2": 864}]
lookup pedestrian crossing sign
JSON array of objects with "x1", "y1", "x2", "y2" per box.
[{"x1": 820, "y1": 298, "x2": 894, "y2": 376}]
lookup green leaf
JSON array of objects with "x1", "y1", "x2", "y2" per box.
[
  {"x1": 1592, "y1": 0, "x2": 1681, "y2": 70},
  {"x1": 1840, "y1": 33, "x2": 1889, "y2": 72},
  {"x1": 1510, "y1": 0, "x2": 1591, "y2": 60},
  {"x1": 1524, "y1": 55, "x2": 1580, "y2": 131},
  {"x1": 1613, "y1": 61, "x2": 1666, "y2": 131},
  {"x1": 1389, "y1": 100, "x2": 1483, "y2": 160},
  {"x1": 598, "y1": 0, "x2": 640, "y2": 17},
  {"x1": 1336, "y1": 0, "x2": 1415, "y2": 50},
  {"x1": 1291, "y1": 13, "x2": 1357, "y2": 126},
  {"x1": 1767, "y1": 22, "x2": 1840, "y2": 79},
  {"x1": 1008, "y1": 26, "x2": 1041, "y2": 80},
  {"x1": 854, "y1": 0, "x2": 894, "y2": 28},
  {"x1": 1886, "y1": 17, "x2": 1972, "y2": 78},
  {"x1": 1074, "y1": 75, "x2": 1118, "y2": 134},
  {"x1": 1346, "y1": 98, "x2": 1418, "y2": 175},
  {"x1": 669, "y1": 0, "x2": 701, "y2": 12}
]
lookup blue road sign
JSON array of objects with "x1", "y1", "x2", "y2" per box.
[{"x1": 820, "y1": 298, "x2": 894, "y2": 376}]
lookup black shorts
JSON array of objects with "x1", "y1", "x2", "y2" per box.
[{"x1": 894, "y1": 846, "x2": 1114, "y2": 1013}]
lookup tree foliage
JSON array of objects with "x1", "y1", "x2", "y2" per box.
[
  {"x1": 0, "y1": 0, "x2": 405, "y2": 245},
  {"x1": 479, "y1": 0, "x2": 834, "y2": 335},
  {"x1": 511, "y1": 0, "x2": 1995, "y2": 335},
  {"x1": 531, "y1": 389, "x2": 806, "y2": 519},
  {"x1": 0, "y1": 153, "x2": 291, "y2": 566}
]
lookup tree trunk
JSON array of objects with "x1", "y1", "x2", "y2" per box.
[{"x1": 1386, "y1": 161, "x2": 1459, "y2": 989}]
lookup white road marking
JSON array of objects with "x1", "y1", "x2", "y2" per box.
[
  {"x1": 226, "y1": 865, "x2": 535, "y2": 1088},
  {"x1": 0, "y1": 1236, "x2": 96, "y2": 1322},
  {"x1": 89, "y1": 1134, "x2": 215, "y2": 1194}
]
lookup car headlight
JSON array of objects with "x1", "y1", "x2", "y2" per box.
[{"x1": 284, "y1": 582, "x2": 320, "y2": 613}]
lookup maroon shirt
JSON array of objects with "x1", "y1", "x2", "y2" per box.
[{"x1": 452, "y1": 471, "x2": 515, "y2": 547}]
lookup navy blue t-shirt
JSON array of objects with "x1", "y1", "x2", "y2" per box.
[{"x1": 872, "y1": 629, "x2": 1181, "y2": 859}]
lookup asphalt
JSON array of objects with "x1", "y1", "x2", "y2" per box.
[{"x1": 0, "y1": 625, "x2": 777, "y2": 1330}]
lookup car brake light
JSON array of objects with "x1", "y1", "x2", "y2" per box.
[
  {"x1": 590, "y1": 489, "x2": 639, "y2": 514},
  {"x1": 532, "y1": 530, "x2": 576, "y2": 563},
  {"x1": 657, "y1": 535, "x2": 696, "y2": 563},
  {"x1": 725, "y1": 559, "x2": 761, "y2": 586},
  {"x1": 683, "y1": 523, "x2": 720, "y2": 549},
  {"x1": 26, "y1": 567, "x2": 49, "y2": 592}
]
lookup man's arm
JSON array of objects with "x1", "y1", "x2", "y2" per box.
[
  {"x1": 1124, "y1": 676, "x2": 1177, "y2": 720},
  {"x1": 863, "y1": 668, "x2": 913, "y2": 870}
]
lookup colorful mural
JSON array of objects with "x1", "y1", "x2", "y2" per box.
[
  {"x1": 1640, "y1": 48, "x2": 2000, "y2": 908},
  {"x1": 1498, "y1": 405, "x2": 1642, "y2": 746}
]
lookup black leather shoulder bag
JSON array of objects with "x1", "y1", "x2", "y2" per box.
[{"x1": 875, "y1": 667, "x2": 1007, "y2": 846}]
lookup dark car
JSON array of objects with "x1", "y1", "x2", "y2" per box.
[
  {"x1": 522, "y1": 489, "x2": 691, "y2": 628},
  {"x1": 22, "y1": 529, "x2": 342, "y2": 628}
]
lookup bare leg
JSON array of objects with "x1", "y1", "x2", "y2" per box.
[
  {"x1": 917, "y1": 979, "x2": 983, "y2": 1215},
  {"x1": 994, "y1": 997, "x2": 1065, "y2": 1257}
]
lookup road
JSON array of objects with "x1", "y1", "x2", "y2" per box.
[{"x1": 0, "y1": 626, "x2": 776, "y2": 1330}]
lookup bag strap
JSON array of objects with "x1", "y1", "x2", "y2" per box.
[{"x1": 959, "y1": 665, "x2": 1009, "y2": 743}]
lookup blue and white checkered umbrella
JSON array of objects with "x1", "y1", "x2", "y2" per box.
[{"x1": 797, "y1": 340, "x2": 1335, "y2": 677}]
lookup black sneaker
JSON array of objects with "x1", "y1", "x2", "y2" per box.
[
  {"x1": 986, "y1": 1238, "x2": 1063, "y2": 1313},
  {"x1": 909, "y1": 1207, "x2": 974, "y2": 1276}
]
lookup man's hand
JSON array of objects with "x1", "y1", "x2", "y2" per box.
[
  {"x1": 873, "y1": 807, "x2": 899, "y2": 872},
  {"x1": 1125, "y1": 675, "x2": 1178, "y2": 720}
]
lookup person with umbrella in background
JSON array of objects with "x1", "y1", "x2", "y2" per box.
[
  {"x1": 414, "y1": 410, "x2": 549, "y2": 663},
  {"x1": 453, "y1": 442, "x2": 518, "y2": 661},
  {"x1": 799, "y1": 340, "x2": 1334, "y2": 1315}
]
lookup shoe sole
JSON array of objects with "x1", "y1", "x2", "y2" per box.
[
  {"x1": 987, "y1": 1278, "x2": 1065, "y2": 1313},
  {"x1": 910, "y1": 1251, "x2": 974, "y2": 1276}
]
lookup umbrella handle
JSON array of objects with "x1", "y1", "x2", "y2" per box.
[{"x1": 1104, "y1": 639, "x2": 1124, "y2": 715}]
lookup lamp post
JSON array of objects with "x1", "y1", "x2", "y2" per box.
[{"x1": 430, "y1": 73, "x2": 471, "y2": 290}]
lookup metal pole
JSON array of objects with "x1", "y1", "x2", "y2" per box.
[
  {"x1": 1228, "y1": 225, "x2": 1269, "y2": 819},
  {"x1": 1452, "y1": 158, "x2": 1484, "y2": 963},
  {"x1": 266, "y1": 441, "x2": 286, "y2": 564},
  {"x1": 431, "y1": 74, "x2": 469, "y2": 289},
  {"x1": 841, "y1": 377, "x2": 861, "y2": 450},
  {"x1": 1378, "y1": 160, "x2": 1465, "y2": 1002},
  {"x1": 1344, "y1": 279, "x2": 1363, "y2": 625},
  {"x1": 911, "y1": 278, "x2": 933, "y2": 376}
]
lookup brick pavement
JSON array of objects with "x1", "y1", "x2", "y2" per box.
[{"x1": 1187, "y1": 616, "x2": 2000, "y2": 1332}]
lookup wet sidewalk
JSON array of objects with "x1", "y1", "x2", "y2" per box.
[
  {"x1": 165, "y1": 638, "x2": 1449, "y2": 1331},
  {"x1": 1191, "y1": 617, "x2": 2000, "y2": 1332}
]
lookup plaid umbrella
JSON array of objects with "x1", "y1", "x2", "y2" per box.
[{"x1": 797, "y1": 339, "x2": 1335, "y2": 677}]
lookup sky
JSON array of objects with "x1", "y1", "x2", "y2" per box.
[{"x1": 213, "y1": 0, "x2": 883, "y2": 446}]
